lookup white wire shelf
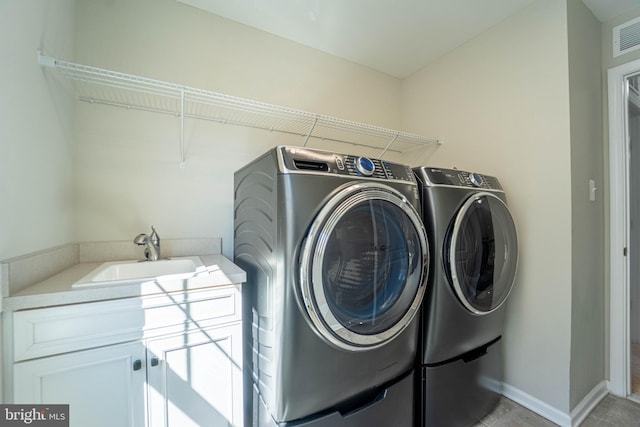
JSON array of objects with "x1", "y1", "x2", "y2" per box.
[{"x1": 38, "y1": 52, "x2": 443, "y2": 166}]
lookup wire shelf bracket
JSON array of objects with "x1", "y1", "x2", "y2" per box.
[{"x1": 38, "y1": 51, "x2": 443, "y2": 166}]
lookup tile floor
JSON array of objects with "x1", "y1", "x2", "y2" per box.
[
  {"x1": 473, "y1": 394, "x2": 640, "y2": 427},
  {"x1": 633, "y1": 343, "x2": 640, "y2": 395}
]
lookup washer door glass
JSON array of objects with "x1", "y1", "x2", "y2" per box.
[
  {"x1": 300, "y1": 183, "x2": 428, "y2": 351},
  {"x1": 448, "y1": 192, "x2": 518, "y2": 315}
]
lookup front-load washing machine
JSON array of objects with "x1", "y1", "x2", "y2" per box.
[
  {"x1": 413, "y1": 167, "x2": 518, "y2": 427},
  {"x1": 234, "y1": 146, "x2": 430, "y2": 427}
]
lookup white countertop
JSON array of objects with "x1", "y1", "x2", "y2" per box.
[{"x1": 4, "y1": 255, "x2": 246, "y2": 311}]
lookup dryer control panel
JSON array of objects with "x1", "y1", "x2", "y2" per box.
[
  {"x1": 279, "y1": 146, "x2": 416, "y2": 183},
  {"x1": 421, "y1": 167, "x2": 503, "y2": 190}
]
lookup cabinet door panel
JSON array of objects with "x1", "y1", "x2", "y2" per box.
[
  {"x1": 147, "y1": 324, "x2": 243, "y2": 427},
  {"x1": 13, "y1": 341, "x2": 146, "y2": 427}
]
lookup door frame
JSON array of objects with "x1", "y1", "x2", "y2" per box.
[{"x1": 608, "y1": 58, "x2": 640, "y2": 397}]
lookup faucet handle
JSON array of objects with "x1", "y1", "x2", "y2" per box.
[{"x1": 133, "y1": 233, "x2": 148, "y2": 245}]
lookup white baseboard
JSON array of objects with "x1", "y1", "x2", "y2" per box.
[
  {"x1": 502, "y1": 383, "x2": 571, "y2": 427},
  {"x1": 569, "y1": 380, "x2": 609, "y2": 426},
  {"x1": 502, "y1": 380, "x2": 609, "y2": 427}
]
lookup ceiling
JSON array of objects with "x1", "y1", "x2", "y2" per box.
[
  {"x1": 178, "y1": 0, "x2": 640, "y2": 79},
  {"x1": 583, "y1": 0, "x2": 640, "y2": 22}
]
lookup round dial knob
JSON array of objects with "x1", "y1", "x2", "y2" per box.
[
  {"x1": 356, "y1": 157, "x2": 375, "y2": 176},
  {"x1": 469, "y1": 173, "x2": 483, "y2": 187}
]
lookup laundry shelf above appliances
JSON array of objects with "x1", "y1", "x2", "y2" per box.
[{"x1": 38, "y1": 52, "x2": 443, "y2": 167}]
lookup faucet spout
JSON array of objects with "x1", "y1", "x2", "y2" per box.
[{"x1": 133, "y1": 226, "x2": 161, "y2": 261}]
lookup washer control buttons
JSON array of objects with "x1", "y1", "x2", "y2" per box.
[
  {"x1": 335, "y1": 157, "x2": 345, "y2": 170},
  {"x1": 356, "y1": 156, "x2": 375, "y2": 176},
  {"x1": 470, "y1": 172, "x2": 483, "y2": 187}
]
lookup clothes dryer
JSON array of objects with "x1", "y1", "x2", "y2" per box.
[
  {"x1": 234, "y1": 146, "x2": 430, "y2": 426},
  {"x1": 413, "y1": 167, "x2": 518, "y2": 427}
]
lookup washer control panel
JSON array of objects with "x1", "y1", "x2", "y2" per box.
[
  {"x1": 280, "y1": 146, "x2": 416, "y2": 182},
  {"x1": 355, "y1": 156, "x2": 375, "y2": 176},
  {"x1": 469, "y1": 172, "x2": 483, "y2": 187},
  {"x1": 422, "y1": 167, "x2": 502, "y2": 190}
]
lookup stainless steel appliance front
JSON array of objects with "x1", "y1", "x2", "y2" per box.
[{"x1": 235, "y1": 146, "x2": 429, "y2": 426}]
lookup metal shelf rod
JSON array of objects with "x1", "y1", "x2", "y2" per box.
[
  {"x1": 180, "y1": 89, "x2": 185, "y2": 168},
  {"x1": 38, "y1": 52, "x2": 443, "y2": 163},
  {"x1": 303, "y1": 116, "x2": 319, "y2": 147},
  {"x1": 77, "y1": 97, "x2": 406, "y2": 153},
  {"x1": 379, "y1": 133, "x2": 399, "y2": 158}
]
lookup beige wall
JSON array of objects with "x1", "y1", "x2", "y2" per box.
[
  {"x1": 567, "y1": 0, "x2": 604, "y2": 411},
  {"x1": 74, "y1": 0, "x2": 404, "y2": 257},
  {"x1": 0, "y1": 0, "x2": 76, "y2": 260},
  {"x1": 401, "y1": 0, "x2": 574, "y2": 412}
]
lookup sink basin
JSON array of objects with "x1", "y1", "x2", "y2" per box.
[{"x1": 73, "y1": 256, "x2": 206, "y2": 288}]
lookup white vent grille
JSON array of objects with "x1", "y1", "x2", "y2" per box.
[{"x1": 614, "y1": 16, "x2": 640, "y2": 57}]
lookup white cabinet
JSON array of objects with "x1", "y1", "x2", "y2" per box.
[
  {"x1": 14, "y1": 341, "x2": 146, "y2": 427},
  {"x1": 146, "y1": 323, "x2": 243, "y2": 427},
  {"x1": 7, "y1": 285, "x2": 242, "y2": 427}
]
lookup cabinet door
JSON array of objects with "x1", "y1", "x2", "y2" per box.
[
  {"x1": 13, "y1": 341, "x2": 146, "y2": 427},
  {"x1": 146, "y1": 323, "x2": 243, "y2": 427}
]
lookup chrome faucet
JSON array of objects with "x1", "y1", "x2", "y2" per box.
[{"x1": 133, "y1": 226, "x2": 161, "y2": 261}]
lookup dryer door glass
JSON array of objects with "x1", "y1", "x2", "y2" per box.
[
  {"x1": 300, "y1": 183, "x2": 428, "y2": 351},
  {"x1": 449, "y1": 192, "x2": 518, "y2": 315}
]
